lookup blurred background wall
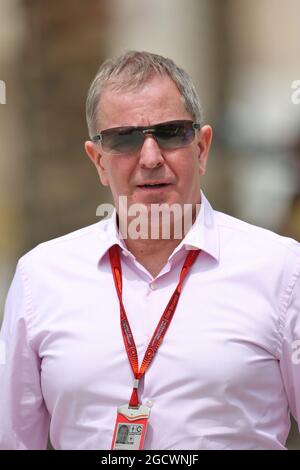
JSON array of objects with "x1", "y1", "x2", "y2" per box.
[{"x1": 0, "y1": 0, "x2": 299, "y2": 449}]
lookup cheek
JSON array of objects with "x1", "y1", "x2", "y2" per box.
[
  {"x1": 174, "y1": 153, "x2": 201, "y2": 185},
  {"x1": 105, "y1": 160, "x2": 135, "y2": 192}
]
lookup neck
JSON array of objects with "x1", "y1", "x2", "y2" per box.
[
  {"x1": 117, "y1": 201, "x2": 201, "y2": 277},
  {"x1": 124, "y1": 237, "x2": 182, "y2": 277}
]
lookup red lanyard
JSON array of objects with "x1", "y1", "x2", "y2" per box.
[{"x1": 109, "y1": 244, "x2": 200, "y2": 408}]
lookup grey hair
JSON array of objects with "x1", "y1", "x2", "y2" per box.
[{"x1": 86, "y1": 50, "x2": 204, "y2": 138}]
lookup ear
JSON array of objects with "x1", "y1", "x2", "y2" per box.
[
  {"x1": 196, "y1": 125, "x2": 213, "y2": 176},
  {"x1": 85, "y1": 140, "x2": 109, "y2": 186}
]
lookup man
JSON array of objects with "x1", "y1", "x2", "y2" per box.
[
  {"x1": 0, "y1": 51, "x2": 299, "y2": 450},
  {"x1": 115, "y1": 424, "x2": 129, "y2": 444}
]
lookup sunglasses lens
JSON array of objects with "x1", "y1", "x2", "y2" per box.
[
  {"x1": 98, "y1": 121, "x2": 197, "y2": 154},
  {"x1": 156, "y1": 122, "x2": 195, "y2": 149},
  {"x1": 102, "y1": 129, "x2": 143, "y2": 154}
]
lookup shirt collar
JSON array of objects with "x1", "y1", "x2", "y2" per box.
[
  {"x1": 169, "y1": 191, "x2": 219, "y2": 261},
  {"x1": 96, "y1": 190, "x2": 220, "y2": 264}
]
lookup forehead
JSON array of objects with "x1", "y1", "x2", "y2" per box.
[{"x1": 98, "y1": 75, "x2": 192, "y2": 129}]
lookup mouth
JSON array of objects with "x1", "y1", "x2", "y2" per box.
[{"x1": 136, "y1": 182, "x2": 171, "y2": 190}]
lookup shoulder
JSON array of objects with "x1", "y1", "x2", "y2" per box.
[
  {"x1": 213, "y1": 210, "x2": 300, "y2": 287},
  {"x1": 215, "y1": 210, "x2": 299, "y2": 256},
  {"x1": 18, "y1": 219, "x2": 107, "y2": 272}
]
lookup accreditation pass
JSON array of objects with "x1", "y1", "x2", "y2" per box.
[{"x1": 111, "y1": 404, "x2": 151, "y2": 450}]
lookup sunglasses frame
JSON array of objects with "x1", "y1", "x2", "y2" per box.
[{"x1": 91, "y1": 120, "x2": 201, "y2": 155}]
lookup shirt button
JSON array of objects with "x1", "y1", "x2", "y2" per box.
[
  {"x1": 150, "y1": 283, "x2": 157, "y2": 290},
  {"x1": 146, "y1": 400, "x2": 153, "y2": 408}
]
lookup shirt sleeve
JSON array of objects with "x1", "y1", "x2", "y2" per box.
[
  {"x1": 279, "y1": 244, "x2": 300, "y2": 432},
  {"x1": 0, "y1": 260, "x2": 50, "y2": 450}
]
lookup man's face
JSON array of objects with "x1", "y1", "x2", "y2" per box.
[
  {"x1": 117, "y1": 425, "x2": 128, "y2": 443},
  {"x1": 85, "y1": 75, "x2": 212, "y2": 212}
]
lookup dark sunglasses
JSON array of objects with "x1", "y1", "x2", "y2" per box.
[{"x1": 91, "y1": 120, "x2": 200, "y2": 155}]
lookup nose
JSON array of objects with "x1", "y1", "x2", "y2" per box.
[{"x1": 139, "y1": 135, "x2": 164, "y2": 169}]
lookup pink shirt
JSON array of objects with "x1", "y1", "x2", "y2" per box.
[{"x1": 0, "y1": 192, "x2": 300, "y2": 450}]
